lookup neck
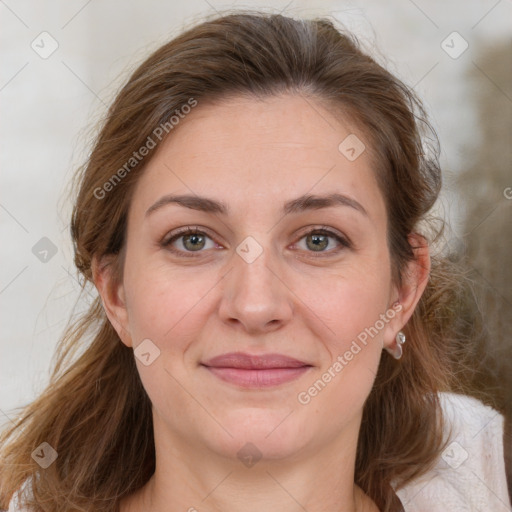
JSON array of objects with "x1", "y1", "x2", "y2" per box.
[{"x1": 120, "y1": 412, "x2": 380, "y2": 512}]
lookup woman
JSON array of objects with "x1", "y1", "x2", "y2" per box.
[{"x1": 1, "y1": 12, "x2": 510, "y2": 512}]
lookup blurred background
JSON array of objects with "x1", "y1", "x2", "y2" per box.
[{"x1": 1, "y1": 0, "x2": 511, "y2": 431}]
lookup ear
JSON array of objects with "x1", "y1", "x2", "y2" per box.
[
  {"x1": 91, "y1": 254, "x2": 133, "y2": 348},
  {"x1": 383, "y1": 233, "x2": 430, "y2": 351}
]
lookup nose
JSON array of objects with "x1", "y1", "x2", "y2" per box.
[{"x1": 217, "y1": 242, "x2": 293, "y2": 335}]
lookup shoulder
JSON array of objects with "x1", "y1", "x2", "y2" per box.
[
  {"x1": 1, "y1": 479, "x2": 34, "y2": 512},
  {"x1": 439, "y1": 391, "x2": 501, "y2": 429},
  {"x1": 1, "y1": 497, "x2": 31, "y2": 512},
  {"x1": 395, "y1": 392, "x2": 512, "y2": 511},
  {"x1": 1, "y1": 498, "x2": 33, "y2": 512}
]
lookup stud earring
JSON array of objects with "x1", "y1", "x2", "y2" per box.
[{"x1": 386, "y1": 331, "x2": 406, "y2": 360}]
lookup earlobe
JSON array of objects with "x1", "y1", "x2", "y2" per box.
[{"x1": 91, "y1": 255, "x2": 133, "y2": 348}]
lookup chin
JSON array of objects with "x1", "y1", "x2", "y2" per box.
[{"x1": 207, "y1": 407, "x2": 313, "y2": 462}]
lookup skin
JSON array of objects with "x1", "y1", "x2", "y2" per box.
[{"x1": 93, "y1": 93, "x2": 430, "y2": 512}]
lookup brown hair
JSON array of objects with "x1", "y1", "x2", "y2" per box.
[{"x1": 0, "y1": 11, "x2": 486, "y2": 512}]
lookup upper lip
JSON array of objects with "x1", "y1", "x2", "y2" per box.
[{"x1": 202, "y1": 352, "x2": 311, "y2": 369}]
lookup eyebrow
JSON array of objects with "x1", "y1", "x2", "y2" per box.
[{"x1": 145, "y1": 192, "x2": 368, "y2": 218}]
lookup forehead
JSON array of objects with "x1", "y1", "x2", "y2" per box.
[{"x1": 129, "y1": 94, "x2": 386, "y2": 223}]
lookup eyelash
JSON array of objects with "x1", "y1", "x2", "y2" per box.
[{"x1": 161, "y1": 225, "x2": 351, "y2": 258}]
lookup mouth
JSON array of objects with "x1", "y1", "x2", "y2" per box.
[{"x1": 201, "y1": 352, "x2": 313, "y2": 388}]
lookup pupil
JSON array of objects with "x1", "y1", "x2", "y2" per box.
[
  {"x1": 309, "y1": 234, "x2": 327, "y2": 251},
  {"x1": 185, "y1": 234, "x2": 204, "y2": 251}
]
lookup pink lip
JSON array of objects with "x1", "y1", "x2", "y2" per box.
[
  {"x1": 201, "y1": 352, "x2": 312, "y2": 388},
  {"x1": 202, "y1": 352, "x2": 310, "y2": 369}
]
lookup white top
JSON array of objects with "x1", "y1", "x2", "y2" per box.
[
  {"x1": 4, "y1": 393, "x2": 511, "y2": 511},
  {"x1": 395, "y1": 392, "x2": 511, "y2": 511}
]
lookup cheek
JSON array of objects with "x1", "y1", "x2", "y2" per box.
[
  {"x1": 125, "y1": 270, "x2": 210, "y2": 344},
  {"x1": 302, "y1": 260, "x2": 392, "y2": 345},
  {"x1": 122, "y1": 248, "x2": 228, "y2": 366},
  {"x1": 122, "y1": 264, "x2": 217, "y2": 417},
  {"x1": 295, "y1": 276, "x2": 388, "y2": 417},
  {"x1": 299, "y1": 257, "x2": 392, "y2": 400}
]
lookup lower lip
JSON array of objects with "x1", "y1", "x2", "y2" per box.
[{"x1": 203, "y1": 365, "x2": 311, "y2": 388}]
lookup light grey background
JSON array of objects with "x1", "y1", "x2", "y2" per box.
[{"x1": 1, "y1": 0, "x2": 511, "y2": 424}]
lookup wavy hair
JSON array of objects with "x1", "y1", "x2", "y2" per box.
[{"x1": 0, "y1": 12, "x2": 486, "y2": 512}]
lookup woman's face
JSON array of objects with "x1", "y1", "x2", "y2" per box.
[{"x1": 102, "y1": 94, "x2": 408, "y2": 462}]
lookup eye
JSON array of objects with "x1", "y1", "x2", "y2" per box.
[
  {"x1": 161, "y1": 227, "x2": 219, "y2": 257},
  {"x1": 161, "y1": 225, "x2": 351, "y2": 258},
  {"x1": 294, "y1": 227, "x2": 351, "y2": 256}
]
